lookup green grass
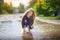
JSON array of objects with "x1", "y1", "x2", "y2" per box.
[{"x1": 39, "y1": 16, "x2": 60, "y2": 20}]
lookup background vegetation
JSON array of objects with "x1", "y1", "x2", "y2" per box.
[
  {"x1": 0, "y1": 0, "x2": 60, "y2": 19},
  {"x1": 18, "y1": 3, "x2": 25, "y2": 13},
  {"x1": 27, "y1": 0, "x2": 60, "y2": 17},
  {"x1": 0, "y1": 2, "x2": 14, "y2": 14}
]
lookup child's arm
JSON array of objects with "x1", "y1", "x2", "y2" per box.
[
  {"x1": 21, "y1": 18, "x2": 25, "y2": 28},
  {"x1": 28, "y1": 21, "x2": 34, "y2": 29}
]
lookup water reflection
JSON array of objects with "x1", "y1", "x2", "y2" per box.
[{"x1": 22, "y1": 32, "x2": 33, "y2": 40}]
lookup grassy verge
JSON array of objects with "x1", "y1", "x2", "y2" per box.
[{"x1": 39, "y1": 16, "x2": 60, "y2": 20}]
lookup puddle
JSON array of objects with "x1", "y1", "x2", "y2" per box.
[
  {"x1": 35, "y1": 20, "x2": 60, "y2": 38},
  {"x1": 0, "y1": 20, "x2": 22, "y2": 39},
  {"x1": 0, "y1": 20, "x2": 60, "y2": 40}
]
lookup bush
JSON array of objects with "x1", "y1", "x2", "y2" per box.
[
  {"x1": 57, "y1": 16, "x2": 60, "y2": 19},
  {"x1": 0, "y1": 9, "x2": 8, "y2": 14}
]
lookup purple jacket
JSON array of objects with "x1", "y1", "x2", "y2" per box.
[{"x1": 21, "y1": 16, "x2": 33, "y2": 28}]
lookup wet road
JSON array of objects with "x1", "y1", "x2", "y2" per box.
[{"x1": 0, "y1": 14, "x2": 60, "y2": 40}]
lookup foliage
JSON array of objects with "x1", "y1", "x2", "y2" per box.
[
  {"x1": 27, "y1": 0, "x2": 60, "y2": 16},
  {"x1": 57, "y1": 16, "x2": 60, "y2": 19},
  {"x1": 0, "y1": 9, "x2": 8, "y2": 14},
  {"x1": 18, "y1": 3, "x2": 25, "y2": 13},
  {"x1": 26, "y1": 0, "x2": 37, "y2": 9},
  {"x1": 0, "y1": 2, "x2": 14, "y2": 14}
]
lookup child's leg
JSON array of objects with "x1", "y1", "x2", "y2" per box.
[
  {"x1": 28, "y1": 26, "x2": 31, "y2": 32},
  {"x1": 22, "y1": 27, "x2": 25, "y2": 33}
]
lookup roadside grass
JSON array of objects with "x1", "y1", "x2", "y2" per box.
[{"x1": 39, "y1": 16, "x2": 60, "y2": 20}]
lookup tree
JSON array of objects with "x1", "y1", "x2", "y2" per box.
[
  {"x1": 26, "y1": 0, "x2": 37, "y2": 9},
  {"x1": 33, "y1": 0, "x2": 60, "y2": 16},
  {"x1": 3, "y1": 3, "x2": 13, "y2": 13},
  {"x1": 27, "y1": 0, "x2": 60, "y2": 16},
  {"x1": 0, "y1": 2, "x2": 14, "y2": 14},
  {"x1": 33, "y1": 0, "x2": 51, "y2": 16},
  {"x1": 18, "y1": 3, "x2": 25, "y2": 13},
  {"x1": 46, "y1": 0, "x2": 60, "y2": 16}
]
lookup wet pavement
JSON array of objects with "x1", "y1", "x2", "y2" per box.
[{"x1": 0, "y1": 14, "x2": 60, "y2": 40}]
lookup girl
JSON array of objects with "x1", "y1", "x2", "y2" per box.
[{"x1": 21, "y1": 8, "x2": 35, "y2": 33}]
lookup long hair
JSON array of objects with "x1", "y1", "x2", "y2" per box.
[{"x1": 22, "y1": 8, "x2": 35, "y2": 22}]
